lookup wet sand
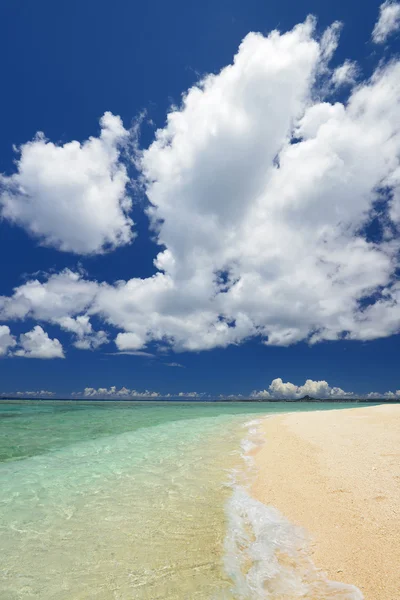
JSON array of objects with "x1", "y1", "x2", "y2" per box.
[{"x1": 251, "y1": 404, "x2": 400, "y2": 599}]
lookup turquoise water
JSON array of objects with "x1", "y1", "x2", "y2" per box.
[{"x1": 0, "y1": 401, "x2": 365, "y2": 599}]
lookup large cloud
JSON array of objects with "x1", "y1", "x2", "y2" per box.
[
  {"x1": 0, "y1": 113, "x2": 134, "y2": 254},
  {"x1": 1, "y1": 16, "x2": 400, "y2": 352},
  {"x1": 372, "y1": 1, "x2": 400, "y2": 43}
]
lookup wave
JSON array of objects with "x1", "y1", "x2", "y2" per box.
[{"x1": 223, "y1": 420, "x2": 364, "y2": 599}]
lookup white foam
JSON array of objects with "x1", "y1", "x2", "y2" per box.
[
  {"x1": 243, "y1": 419, "x2": 263, "y2": 428},
  {"x1": 223, "y1": 419, "x2": 364, "y2": 599}
]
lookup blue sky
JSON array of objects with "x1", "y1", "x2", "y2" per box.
[{"x1": 1, "y1": 0, "x2": 400, "y2": 399}]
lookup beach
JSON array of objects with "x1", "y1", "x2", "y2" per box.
[{"x1": 251, "y1": 404, "x2": 400, "y2": 599}]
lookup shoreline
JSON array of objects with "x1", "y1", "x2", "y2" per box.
[{"x1": 251, "y1": 404, "x2": 400, "y2": 599}]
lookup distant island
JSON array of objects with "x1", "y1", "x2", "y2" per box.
[{"x1": 238, "y1": 395, "x2": 400, "y2": 403}]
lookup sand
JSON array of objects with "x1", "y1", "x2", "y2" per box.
[{"x1": 251, "y1": 404, "x2": 400, "y2": 599}]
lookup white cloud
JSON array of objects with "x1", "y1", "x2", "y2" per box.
[
  {"x1": 1, "y1": 18, "x2": 400, "y2": 353},
  {"x1": 66, "y1": 384, "x2": 400, "y2": 399},
  {"x1": 115, "y1": 332, "x2": 146, "y2": 351},
  {"x1": 82, "y1": 386, "x2": 160, "y2": 398},
  {"x1": 251, "y1": 378, "x2": 352, "y2": 400},
  {"x1": 372, "y1": 1, "x2": 400, "y2": 43},
  {"x1": 0, "y1": 269, "x2": 99, "y2": 321},
  {"x1": 366, "y1": 392, "x2": 382, "y2": 399},
  {"x1": 367, "y1": 390, "x2": 400, "y2": 398},
  {"x1": 57, "y1": 315, "x2": 108, "y2": 350},
  {"x1": 0, "y1": 325, "x2": 16, "y2": 356},
  {"x1": 14, "y1": 390, "x2": 55, "y2": 397},
  {"x1": 70, "y1": 387, "x2": 206, "y2": 399},
  {"x1": 0, "y1": 112, "x2": 134, "y2": 255},
  {"x1": 106, "y1": 350, "x2": 155, "y2": 357},
  {"x1": 319, "y1": 20, "x2": 342, "y2": 63},
  {"x1": 331, "y1": 60, "x2": 359, "y2": 88},
  {"x1": 14, "y1": 326, "x2": 64, "y2": 359}
]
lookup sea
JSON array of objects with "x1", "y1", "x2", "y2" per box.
[{"x1": 0, "y1": 400, "x2": 365, "y2": 599}]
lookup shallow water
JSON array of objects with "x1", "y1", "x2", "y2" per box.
[{"x1": 0, "y1": 401, "x2": 364, "y2": 599}]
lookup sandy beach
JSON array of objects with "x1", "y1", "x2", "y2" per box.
[{"x1": 251, "y1": 404, "x2": 400, "y2": 599}]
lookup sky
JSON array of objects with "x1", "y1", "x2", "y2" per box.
[{"x1": 1, "y1": 0, "x2": 400, "y2": 400}]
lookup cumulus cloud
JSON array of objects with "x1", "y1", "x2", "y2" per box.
[
  {"x1": 0, "y1": 269, "x2": 99, "y2": 322},
  {"x1": 115, "y1": 332, "x2": 146, "y2": 351},
  {"x1": 81, "y1": 386, "x2": 160, "y2": 399},
  {"x1": 0, "y1": 112, "x2": 134, "y2": 254},
  {"x1": 0, "y1": 325, "x2": 16, "y2": 356},
  {"x1": 71, "y1": 387, "x2": 206, "y2": 398},
  {"x1": 372, "y1": 1, "x2": 400, "y2": 43},
  {"x1": 251, "y1": 378, "x2": 353, "y2": 400},
  {"x1": 15, "y1": 390, "x2": 55, "y2": 397},
  {"x1": 1, "y1": 18, "x2": 400, "y2": 353},
  {"x1": 60, "y1": 383, "x2": 400, "y2": 399},
  {"x1": 366, "y1": 390, "x2": 400, "y2": 398},
  {"x1": 57, "y1": 316, "x2": 108, "y2": 350},
  {"x1": 14, "y1": 326, "x2": 64, "y2": 359}
]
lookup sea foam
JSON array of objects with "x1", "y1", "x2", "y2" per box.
[{"x1": 223, "y1": 419, "x2": 364, "y2": 599}]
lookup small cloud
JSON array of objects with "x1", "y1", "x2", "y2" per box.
[
  {"x1": 372, "y1": 1, "x2": 400, "y2": 43},
  {"x1": 366, "y1": 390, "x2": 400, "y2": 399},
  {"x1": 0, "y1": 325, "x2": 17, "y2": 357},
  {"x1": 177, "y1": 391, "x2": 206, "y2": 398},
  {"x1": 115, "y1": 332, "x2": 146, "y2": 351},
  {"x1": 331, "y1": 60, "x2": 359, "y2": 88},
  {"x1": 57, "y1": 315, "x2": 108, "y2": 350},
  {"x1": 14, "y1": 326, "x2": 64, "y2": 359},
  {"x1": 0, "y1": 390, "x2": 55, "y2": 398},
  {"x1": 81, "y1": 386, "x2": 160, "y2": 399},
  {"x1": 14, "y1": 390, "x2": 55, "y2": 397},
  {"x1": 164, "y1": 362, "x2": 185, "y2": 368},
  {"x1": 106, "y1": 351, "x2": 155, "y2": 358}
]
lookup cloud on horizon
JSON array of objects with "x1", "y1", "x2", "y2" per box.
[
  {"x1": 0, "y1": 379, "x2": 398, "y2": 399},
  {"x1": 0, "y1": 390, "x2": 55, "y2": 397},
  {"x1": 64, "y1": 379, "x2": 400, "y2": 400},
  {"x1": 76, "y1": 387, "x2": 204, "y2": 399},
  {"x1": 251, "y1": 378, "x2": 353, "y2": 400}
]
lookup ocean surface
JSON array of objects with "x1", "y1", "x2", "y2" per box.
[{"x1": 0, "y1": 401, "x2": 364, "y2": 599}]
